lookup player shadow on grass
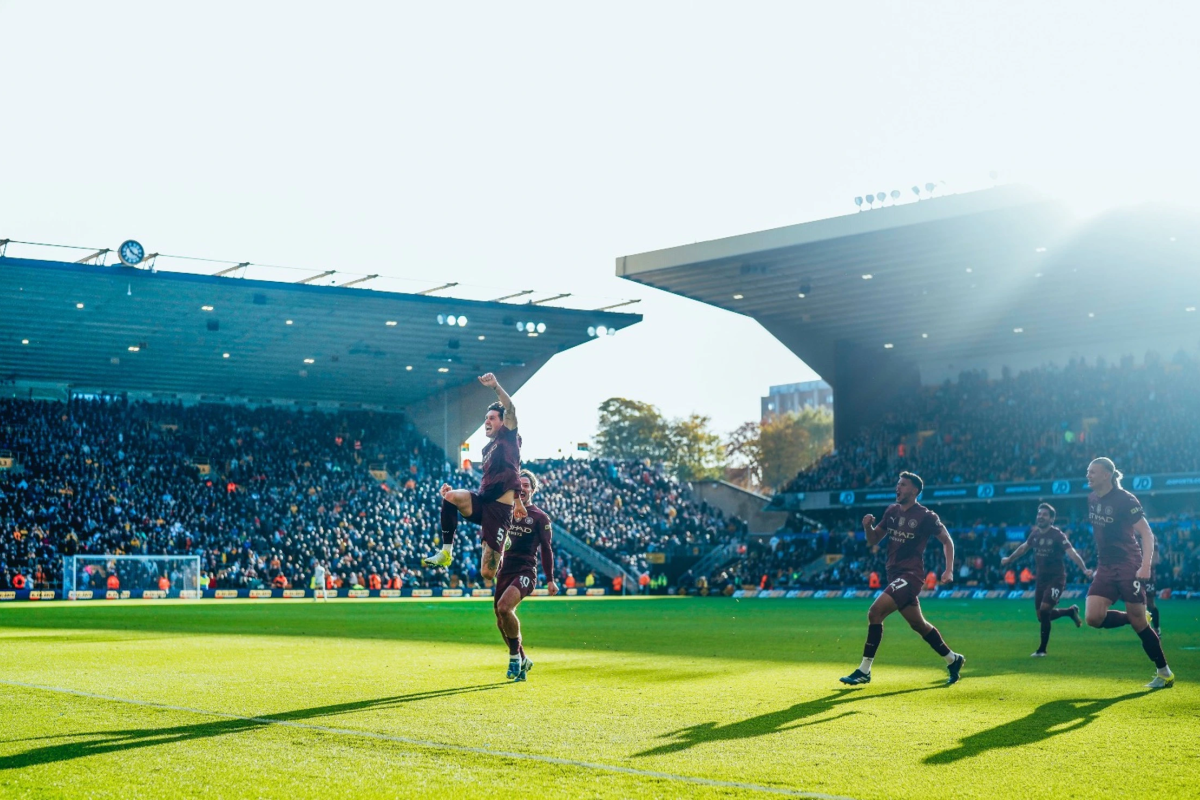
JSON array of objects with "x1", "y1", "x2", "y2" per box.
[
  {"x1": 924, "y1": 690, "x2": 1149, "y2": 765},
  {"x1": 635, "y1": 685, "x2": 941, "y2": 757},
  {"x1": 0, "y1": 683, "x2": 506, "y2": 770}
]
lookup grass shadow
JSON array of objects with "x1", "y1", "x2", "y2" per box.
[
  {"x1": 0, "y1": 683, "x2": 505, "y2": 770},
  {"x1": 636, "y1": 684, "x2": 941, "y2": 757},
  {"x1": 924, "y1": 691, "x2": 1149, "y2": 764}
]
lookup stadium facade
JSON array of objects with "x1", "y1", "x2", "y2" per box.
[{"x1": 1, "y1": 254, "x2": 641, "y2": 456}]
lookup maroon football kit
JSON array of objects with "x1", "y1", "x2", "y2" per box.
[
  {"x1": 1086, "y1": 488, "x2": 1147, "y2": 605},
  {"x1": 464, "y1": 425, "x2": 522, "y2": 550},
  {"x1": 1026, "y1": 524, "x2": 1070, "y2": 609},
  {"x1": 495, "y1": 502, "x2": 554, "y2": 604},
  {"x1": 878, "y1": 502, "x2": 943, "y2": 609}
]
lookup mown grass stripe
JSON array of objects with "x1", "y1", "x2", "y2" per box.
[{"x1": 0, "y1": 679, "x2": 857, "y2": 800}]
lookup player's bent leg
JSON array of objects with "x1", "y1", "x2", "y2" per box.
[
  {"x1": 443, "y1": 488, "x2": 474, "y2": 515},
  {"x1": 496, "y1": 585, "x2": 527, "y2": 680},
  {"x1": 1084, "y1": 594, "x2": 1116, "y2": 628},
  {"x1": 841, "y1": 593, "x2": 899, "y2": 685},
  {"x1": 1125, "y1": 601, "x2": 1174, "y2": 686},
  {"x1": 1034, "y1": 603, "x2": 1054, "y2": 656},
  {"x1": 423, "y1": 489, "x2": 475, "y2": 568},
  {"x1": 900, "y1": 604, "x2": 965, "y2": 684},
  {"x1": 1126, "y1": 602, "x2": 1149, "y2": 632},
  {"x1": 480, "y1": 542, "x2": 503, "y2": 581}
]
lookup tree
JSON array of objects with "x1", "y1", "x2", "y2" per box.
[
  {"x1": 725, "y1": 421, "x2": 763, "y2": 488},
  {"x1": 667, "y1": 414, "x2": 724, "y2": 481},
  {"x1": 760, "y1": 408, "x2": 833, "y2": 489},
  {"x1": 726, "y1": 408, "x2": 834, "y2": 492},
  {"x1": 594, "y1": 398, "x2": 670, "y2": 461},
  {"x1": 594, "y1": 399, "x2": 724, "y2": 480}
]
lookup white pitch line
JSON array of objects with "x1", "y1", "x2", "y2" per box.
[{"x1": 2, "y1": 680, "x2": 857, "y2": 800}]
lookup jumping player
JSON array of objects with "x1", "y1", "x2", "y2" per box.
[
  {"x1": 495, "y1": 469, "x2": 559, "y2": 681},
  {"x1": 1000, "y1": 503, "x2": 1092, "y2": 656},
  {"x1": 841, "y1": 472, "x2": 965, "y2": 686},
  {"x1": 1082, "y1": 457, "x2": 1174, "y2": 688},
  {"x1": 422, "y1": 373, "x2": 523, "y2": 580}
]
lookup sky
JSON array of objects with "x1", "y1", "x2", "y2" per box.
[{"x1": 2, "y1": 1, "x2": 1198, "y2": 458}]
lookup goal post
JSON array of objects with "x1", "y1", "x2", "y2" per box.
[{"x1": 63, "y1": 554, "x2": 203, "y2": 599}]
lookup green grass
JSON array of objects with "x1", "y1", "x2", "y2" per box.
[{"x1": 1, "y1": 597, "x2": 1197, "y2": 799}]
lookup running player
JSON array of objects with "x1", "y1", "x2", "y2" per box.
[
  {"x1": 1082, "y1": 457, "x2": 1174, "y2": 688},
  {"x1": 495, "y1": 469, "x2": 559, "y2": 681},
  {"x1": 840, "y1": 472, "x2": 965, "y2": 686},
  {"x1": 1000, "y1": 503, "x2": 1092, "y2": 656},
  {"x1": 422, "y1": 373, "x2": 523, "y2": 580}
]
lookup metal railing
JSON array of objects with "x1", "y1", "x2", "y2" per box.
[{"x1": 552, "y1": 527, "x2": 637, "y2": 593}]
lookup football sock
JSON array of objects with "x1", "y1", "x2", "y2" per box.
[
  {"x1": 1048, "y1": 608, "x2": 1072, "y2": 620},
  {"x1": 505, "y1": 635, "x2": 521, "y2": 657},
  {"x1": 1137, "y1": 626, "x2": 1168, "y2": 670},
  {"x1": 440, "y1": 498, "x2": 458, "y2": 547},
  {"x1": 1151, "y1": 606, "x2": 1161, "y2": 632},
  {"x1": 922, "y1": 627, "x2": 952, "y2": 658},
  {"x1": 1039, "y1": 614, "x2": 1052, "y2": 652},
  {"x1": 1158, "y1": 666, "x2": 1173, "y2": 678},
  {"x1": 863, "y1": 623, "x2": 883, "y2": 659},
  {"x1": 1102, "y1": 610, "x2": 1130, "y2": 628},
  {"x1": 858, "y1": 657, "x2": 874, "y2": 674}
]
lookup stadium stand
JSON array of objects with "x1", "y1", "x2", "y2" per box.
[
  {"x1": 784, "y1": 352, "x2": 1200, "y2": 491},
  {"x1": 0, "y1": 396, "x2": 745, "y2": 593},
  {"x1": 0, "y1": 397, "x2": 490, "y2": 592},
  {"x1": 526, "y1": 458, "x2": 747, "y2": 578}
]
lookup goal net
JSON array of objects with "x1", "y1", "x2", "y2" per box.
[{"x1": 63, "y1": 555, "x2": 203, "y2": 599}]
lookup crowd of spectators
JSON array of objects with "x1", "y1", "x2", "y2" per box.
[
  {"x1": 526, "y1": 459, "x2": 747, "y2": 577},
  {"x1": 0, "y1": 397, "x2": 499, "y2": 592},
  {"x1": 785, "y1": 352, "x2": 1200, "y2": 492},
  {"x1": 0, "y1": 396, "x2": 743, "y2": 594}
]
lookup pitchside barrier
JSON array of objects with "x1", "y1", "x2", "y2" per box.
[
  {"x1": 1, "y1": 587, "x2": 1197, "y2": 601},
  {"x1": 728, "y1": 587, "x2": 1196, "y2": 600},
  {"x1": 0, "y1": 587, "x2": 611, "y2": 601}
]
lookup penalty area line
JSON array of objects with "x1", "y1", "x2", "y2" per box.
[{"x1": 2, "y1": 679, "x2": 856, "y2": 800}]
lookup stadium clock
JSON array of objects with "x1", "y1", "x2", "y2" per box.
[{"x1": 118, "y1": 239, "x2": 145, "y2": 266}]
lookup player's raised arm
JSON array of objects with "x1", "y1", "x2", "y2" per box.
[
  {"x1": 863, "y1": 513, "x2": 886, "y2": 547},
  {"x1": 1134, "y1": 517, "x2": 1155, "y2": 581},
  {"x1": 936, "y1": 524, "x2": 955, "y2": 584},
  {"x1": 1001, "y1": 539, "x2": 1031, "y2": 567},
  {"x1": 478, "y1": 373, "x2": 518, "y2": 430}
]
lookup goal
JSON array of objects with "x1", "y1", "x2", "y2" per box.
[{"x1": 63, "y1": 554, "x2": 203, "y2": 599}]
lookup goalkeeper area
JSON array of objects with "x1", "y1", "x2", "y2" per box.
[
  {"x1": 0, "y1": 598, "x2": 1196, "y2": 799},
  {"x1": 63, "y1": 556, "x2": 203, "y2": 600}
]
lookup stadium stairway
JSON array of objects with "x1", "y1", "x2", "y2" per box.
[
  {"x1": 552, "y1": 527, "x2": 639, "y2": 593},
  {"x1": 692, "y1": 480, "x2": 787, "y2": 535},
  {"x1": 796, "y1": 553, "x2": 844, "y2": 581},
  {"x1": 687, "y1": 540, "x2": 744, "y2": 582}
]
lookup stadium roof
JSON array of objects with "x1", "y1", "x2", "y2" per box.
[
  {"x1": 1, "y1": 256, "x2": 640, "y2": 447},
  {"x1": 617, "y1": 185, "x2": 1200, "y2": 381}
]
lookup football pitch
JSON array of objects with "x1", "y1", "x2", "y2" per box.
[{"x1": 1, "y1": 597, "x2": 1197, "y2": 799}]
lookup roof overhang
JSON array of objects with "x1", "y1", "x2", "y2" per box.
[
  {"x1": 618, "y1": 186, "x2": 1200, "y2": 380},
  {"x1": 1, "y1": 256, "x2": 641, "y2": 409}
]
